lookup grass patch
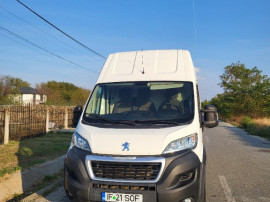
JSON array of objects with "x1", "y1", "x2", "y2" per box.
[
  {"x1": 253, "y1": 118, "x2": 270, "y2": 127},
  {"x1": 239, "y1": 116, "x2": 270, "y2": 139},
  {"x1": 0, "y1": 132, "x2": 72, "y2": 180}
]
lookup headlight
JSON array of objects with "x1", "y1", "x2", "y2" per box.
[
  {"x1": 72, "y1": 132, "x2": 91, "y2": 151},
  {"x1": 163, "y1": 133, "x2": 197, "y2": 154}
]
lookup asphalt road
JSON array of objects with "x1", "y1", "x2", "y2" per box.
[
  {"x1": 32, "y1": 121, "x2": 270, "y2": 202},
  {"x1": 205, "y1": 121, "x2": 270, "y2": 202}
]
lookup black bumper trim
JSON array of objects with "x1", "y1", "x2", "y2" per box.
[{"x1": 64, "y1": 147, "x2": 204, "y2": 202}]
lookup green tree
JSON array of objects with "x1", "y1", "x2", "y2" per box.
[
  {"x1": 210, "y1": 93, "x2": 235, "y2": 119},
  {"x1": 218, "y1": 62, "x2": 270, "y2": 117},
  {"x1": 37, "y1": 81, "x2": 90, "y2": 106},
  {"x1": 70, "y1": 88, "x2": 90, "y2": 106},
  {"x1": 201, "y1": 100, "x2": 210, "y2": 109},
  {"x1": 0, "y1": 75, "x2": 30, "y2": 105}
]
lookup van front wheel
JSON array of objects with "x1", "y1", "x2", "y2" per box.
[
  {"x1": 197, "y1": 181, "x2": 206, "y2": 202},
  {"x1": 64, "y1": 163, "x2": 74, "y2": 200}
]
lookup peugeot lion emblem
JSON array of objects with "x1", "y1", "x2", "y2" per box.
[{"x1": 122, "y1": 142, "x2": 130, "y2": 151}]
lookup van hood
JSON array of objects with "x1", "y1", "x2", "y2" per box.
[{"x1": 76, "y1": 123, "x2": 198, "y2": 156}]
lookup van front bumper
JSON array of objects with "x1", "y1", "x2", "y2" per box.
[{"x1": 64, "y1": 147, "x2": 205, "y2": 202}]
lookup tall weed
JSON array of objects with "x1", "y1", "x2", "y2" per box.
[
  {"x1": 240, "y1": 116, "x2": 270, "y2": 138},
  {"x1": 240, "y1": 116, "x2": 254, "y2": 129}
]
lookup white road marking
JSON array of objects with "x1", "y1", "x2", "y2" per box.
[
  {"x1": 258, "y1": 196, "x2": 270, "y2": 201},
  {"x1": 204, "y1": 135, "x2": 210, "y2": 143},
  {"x1": 237, "y1": 196, "x2": 270, "y2": 202},
  {"x1": 219, "y1": 175, "x2": 236, "y2": 202}
]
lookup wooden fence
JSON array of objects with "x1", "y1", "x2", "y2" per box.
[{"x1": 0, "y1": 104, "x2": 75, "y2": 144}]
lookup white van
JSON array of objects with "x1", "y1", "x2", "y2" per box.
[{"x1": 64, "y1": 50, "x2": 218, "y2": 202}]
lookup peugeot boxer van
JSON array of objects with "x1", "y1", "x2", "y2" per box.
[{"x1": 64, "y1": 50, "x2": 218, "y2": 202}]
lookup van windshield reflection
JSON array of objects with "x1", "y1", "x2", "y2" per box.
[{"x1": 83, "y1": 81, "x2": 194, "y2": 126}]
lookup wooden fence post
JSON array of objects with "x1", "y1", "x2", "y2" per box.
[
  {"x1": 64, "y1": 108, "x2": 68, "y2": 129},
  {"x1": 4, "y1": 108, "x2": 10, "y2": 145},
  {"x1": 46, "y1": 109, "x2": 49, "y2": 133}
]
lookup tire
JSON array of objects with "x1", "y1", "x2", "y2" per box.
[
  {"x1": 64, "y1": 163, "x2": 74, "y2": 200},
  {"x1": 65, "y1": 190, "x2": 74, "y2": 200}
]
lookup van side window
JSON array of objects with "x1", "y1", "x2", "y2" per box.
[
  {"x1": 85, "y1": 86, "x2": 103, "y2": 114},
  {"x1": 196, "y1": 84, "x2": 203, "y2": 126}
]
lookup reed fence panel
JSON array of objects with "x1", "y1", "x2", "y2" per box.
[
  {"x1": 0, "y1": 108, "x2": 4, "y2": 144},
  {"x1": 9, "y1": 104, "x2": 47, "y2": 140},
  {"x1": 0, "y1": 105, "x2": 75, "y2": 143},
  {"x1": 68, "y1": 108, "x2": 73, "y2": 127}
]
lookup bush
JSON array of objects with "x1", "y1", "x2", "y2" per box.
[
  {"x1": 240, "y1": 116, "x2": 254, "y2": 129},
  {"x1": 19, "y1": 147, "x2": 33, "y2": 157}
]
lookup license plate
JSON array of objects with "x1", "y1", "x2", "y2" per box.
[{"x1": 102, "y1": 192, "x2": 143, "y2": 202}]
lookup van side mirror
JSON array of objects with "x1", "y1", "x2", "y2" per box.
[
  {"x1": 72, "y1": 106, "x2": 83, "y2": 127},
  {"x1": 201, "y1": 105, "x2": 218, "y2": 128}
]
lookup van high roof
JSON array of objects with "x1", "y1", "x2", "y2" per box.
[{"x1": 97, "y1": 50, "x2": 196, "y2": 84}]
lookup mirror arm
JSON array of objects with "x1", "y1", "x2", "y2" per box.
[{"x1": 201, "y1": 109, "x2": 214, "y2": 113}]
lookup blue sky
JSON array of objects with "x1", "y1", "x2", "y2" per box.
[{"x1": 0, "y1": 0, "x2": 269, "y2": 101}]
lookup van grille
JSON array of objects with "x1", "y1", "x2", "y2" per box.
[
  {"x1": 93, "y1": 183, "x2": 156, "y2": 191},
  {"x1": 91, "y1": 161, "x2": 161, "y2": 181}
]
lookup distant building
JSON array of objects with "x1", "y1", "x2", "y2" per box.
[{"x1": 17, "y1": 87, "x2": 47, "y2": 104}]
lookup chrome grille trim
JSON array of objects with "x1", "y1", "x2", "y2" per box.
[{"x1": 85, "y1": 155, "x2": 165, "y2": 183}]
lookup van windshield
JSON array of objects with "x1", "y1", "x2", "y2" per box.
[{"x1": 83, "y1": 81, "x2": 194, "y2": 126}]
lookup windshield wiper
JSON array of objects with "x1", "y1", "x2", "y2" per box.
[
  {"x1": 130, "y1": 119, "x2": 180, "y2": 125},
  {"x1": 84, "y1": 115, "x2": 181, "y2": 126},
  {"x1": 84, "y1": 114, "x2": 135, "y2": 126}
]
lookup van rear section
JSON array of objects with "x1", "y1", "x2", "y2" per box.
[{"x1": 64, "y1": 50, "x2": 218, "y2": 202}]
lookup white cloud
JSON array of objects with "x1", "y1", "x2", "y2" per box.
[{"x1": 194, "y1": 67, "x2": 204, "y2": 80}]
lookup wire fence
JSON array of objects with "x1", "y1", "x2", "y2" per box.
[{"x1": 0, "y1": 104, "x2": 75, "y2": 144}]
